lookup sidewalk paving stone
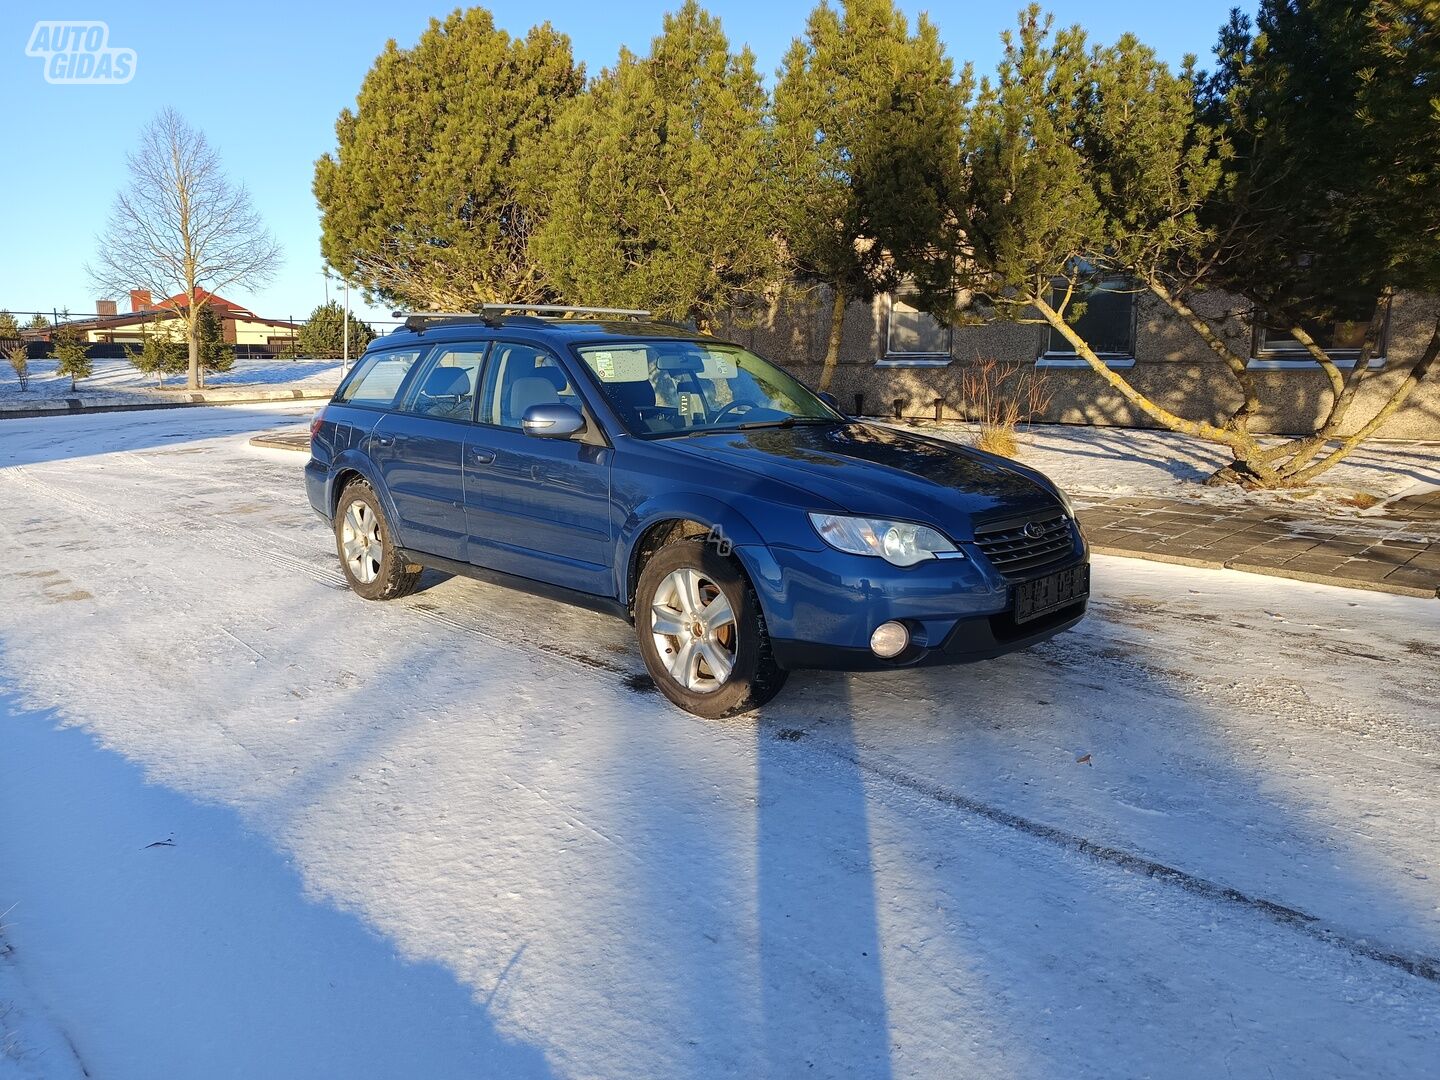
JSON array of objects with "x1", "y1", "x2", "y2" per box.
[{"x1": 1078, "y1": 492, "x2": 1440, "y2": 599}]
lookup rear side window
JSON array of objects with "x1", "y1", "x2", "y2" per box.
[
  {"x1": 336, "y1": 348, "x2": 424, "y2": 408},
  {"x1": 402, "y1": 345, "x2": 488, "y2": 421}
]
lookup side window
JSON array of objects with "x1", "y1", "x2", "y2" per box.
[
  {"x1": 403, "y1": 345, "x2": 488, "y2": 421},
  {"x1": 336, "y1": 348, "x2": 423, "y2": 408},
  {"x1": 479, "y1": 342, "x2": 579, "y2": 428},
  {"x1": 887, "y1": 292, "x2": 951, "y2": 356}
]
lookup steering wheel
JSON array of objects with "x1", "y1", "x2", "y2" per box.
[{"x1": 712, "y1": 401, "x2": 758, "y2": 424}]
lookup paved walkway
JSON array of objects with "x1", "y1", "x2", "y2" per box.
[
  {"x1": 251, "y1": 427, "x2": 1440, "y2": 599},
  {"x1": 1078, "y1": 491, "x2": 1440, "y2": 598}
]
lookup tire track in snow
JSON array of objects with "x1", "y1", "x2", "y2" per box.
[
  {"x1": 778, "y1": 725, "x2": 1440, "y2": 985},
  {"x1": 0, "y1": 465, "x2": 347, "y2": 594},
  {"x1": 6, "y1": 461, "x2": 1440, "y2": 987}
]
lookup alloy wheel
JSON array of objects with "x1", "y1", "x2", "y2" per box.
[
  {"x1": 341, "y1": 499, "x2": 383, "y2": 584},
  {"x1": 649, "y1": 567, "x2": 737, "y2": 693}
]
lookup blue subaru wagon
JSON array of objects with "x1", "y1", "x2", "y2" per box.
[{"x1": 306, "y1": 306, "x2": 1089, "y2": 717}]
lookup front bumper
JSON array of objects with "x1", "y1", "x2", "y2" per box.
[
  {"x1": 739, "y1": 528, "x2": 1088, "y2": 672},
  {"x1": 770, "y1": 594, "x2": 1087, "y2": 671}
]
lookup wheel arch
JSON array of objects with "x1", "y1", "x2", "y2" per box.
[
  {"x1": 327, "y1": 451, "x2": 408, "y2": 549},
  {"x1": 619, "y1": 497, "x2": 766, "y2": 616}
]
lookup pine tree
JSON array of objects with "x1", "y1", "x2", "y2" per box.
[
  {"x1": 295, "y1": 300, "x2": 375, "y2": 359},
  {"x1": 773, "y1": 0, "x2": 968, "y2": 388},
  {"x1": 126, "y1": 318, "x2": 184, "y2": 387},
  {"x1": 315, "y1": 9, "x2": 582, "y2": 310},
  {"x1": 26, "y1": 314, "x2": 49, "y2": 331},
  {"x1": 196, "y1": 307, "x2": 234, "y2": 374},
  {"x1": 1188, "y1": 0, "x2": 1440, "y2": 483},
  {"x1": 526, "y1": 1, "x2": 778, "y2": 328},
  {"x1": 947, "y1": 5, "x2": 1440, "y2": 488},
  {"x1": 50, "y1": 321, "x2": 91, "y2": 390},
  {"x1": 5, "y1": 344, "x2": 28, "y2": 391},
  {"x1": 0, "y1": 311, "x2": 19, "y2": 339}
]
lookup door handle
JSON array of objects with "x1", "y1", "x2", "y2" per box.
[
  {"x1": 371, "y1": 434, "x2": 394, "y2": 448},
  {"x1": 470, "y1": 448, "x2": 496, "y2": 465}
]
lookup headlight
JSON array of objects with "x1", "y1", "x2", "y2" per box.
[
  {"x1": 1053, "y1": 485, "x2": 1076, "y2": 518},
  {"x1": 808, "y1": 513, "x2": 961, "y2": 567}
]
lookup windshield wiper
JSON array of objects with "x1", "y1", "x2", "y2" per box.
[{"x1": 735, "y1": 416, "x2": 832, "y2": 430}]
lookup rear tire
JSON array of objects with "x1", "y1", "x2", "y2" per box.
[
  {"x1": 635, "y1": 539, "x2": 787, "y2": 718},
  {"x1": 335, "y1": 479, "x2": 421, "y2": 601}
]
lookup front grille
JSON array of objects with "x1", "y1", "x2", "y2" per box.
[{"x1": 974, "y1": 513, "x2": 1074, "y2": 576}]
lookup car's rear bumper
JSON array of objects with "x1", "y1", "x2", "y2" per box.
[{"x1": 305, "y1": 458, "x2": 330, "y2": 521}]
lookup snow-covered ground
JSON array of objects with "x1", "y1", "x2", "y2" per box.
[
  {"x1": 1, "y1": 404, "x2": 1438, "y2": 1078},
  {"x1": 913, "y1": 419, "x2": 1440, "y2": 516},
  {"x1": 0, "y1": 357, "x2": 343, "y2": 402}
]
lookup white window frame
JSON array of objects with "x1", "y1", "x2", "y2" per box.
[{"x1": 881, "y1": 292, "x2": 952, "y2": 366}]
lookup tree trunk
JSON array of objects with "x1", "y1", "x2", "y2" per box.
[
  {"x1": 818, "y1": 286, "x2": 847, "y2": 393},
  {"x1": 1143, "y1": 278, "x2": 1260, "y2": 431},
  {"x1": 1271, "y1": 290, "x2": 1393, "y2": 478},
  {"x1": 1282, "y1": 314, "x2": 1440, "y2": 486},
  {"x1": 1030, "y1": 295, "x2": 1284, "y2": 487},
  {"x1": 187, "y1": 326, "x2": 201, "y2": 391}
]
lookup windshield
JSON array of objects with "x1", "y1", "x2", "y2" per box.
[{"x1": 573, "y1": 340, "x2": 841, "y2": 437}]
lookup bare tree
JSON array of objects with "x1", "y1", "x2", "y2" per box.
[{"x1": 92, "y1": 109, "x2": 281, "y2": 389}]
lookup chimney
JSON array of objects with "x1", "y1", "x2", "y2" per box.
[
  {"x1": 96, "y1": 299, "x2": 117, "y2": 317},
  {"x1": 130, "y1": 289, "x2": 152, "y2": 312}
]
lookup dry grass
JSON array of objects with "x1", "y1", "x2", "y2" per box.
[
  {"x1": 960, "y1": 356, "x2": 1052, "y2": 459},
  {"x1": 1338, "y1": 491, "x2": 1383, "y2": 509},
  {"x1": 975, "y1": 425, "x2": 1019, "y2": 458}
]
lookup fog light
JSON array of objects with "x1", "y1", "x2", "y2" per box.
[{"x1": 870, "y1": 621, "x2": 909, "y2": 659}]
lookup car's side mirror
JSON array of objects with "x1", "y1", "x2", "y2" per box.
[
  {"x1": 816, "y1": 390, "x2": 843, "y2": 414},
  {"x1": 521, "y1": 402, "x2": 586, "y2": 439}
]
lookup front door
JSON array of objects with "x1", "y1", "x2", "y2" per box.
[
  {"x1": 464, "y1": 340, "x2": 614, "y2": 595},
  {"x1": 368, "y1": 344, "x2": 487, "y2": 561}
]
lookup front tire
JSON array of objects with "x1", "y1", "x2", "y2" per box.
[
  {"x1": 335, "y1": 479, "x2": 421, "y2": 600},
  {"x1": 635, "y1": 539, "x2": 787, "y2": 718}
]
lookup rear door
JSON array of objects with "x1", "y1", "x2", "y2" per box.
[
  {"x1": 368, "y1": 343, "x2": 487, "y2": 561},
  {"x1": 463, "y1": 340, "x2": 614, "y2": 595}
]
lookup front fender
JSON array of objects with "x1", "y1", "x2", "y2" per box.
[{"x1": 615, "y1": 493, "x2": 771, "y2": 608}]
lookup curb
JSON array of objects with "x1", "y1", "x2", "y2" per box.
[
  {"x1": 249, "y1": 431, "x2": 311, "y2": 452},
  {"x1": 1090, "y1": 543, "x2": 1438, "y2": 599},
  {"x1": 0, "y1": 389, "x2": 331, "y2": 421}
]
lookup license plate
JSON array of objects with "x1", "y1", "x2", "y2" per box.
[{"x1": 1014, "y1": 564, "x2": 1089, "y2": 624}]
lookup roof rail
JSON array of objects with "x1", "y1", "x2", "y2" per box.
[
  {"x1": 392, "y1": 304, "x2": 653, "y2": 333},
  {"x1": 480, "y1": 303, "x2": 653, "y2": 319}
]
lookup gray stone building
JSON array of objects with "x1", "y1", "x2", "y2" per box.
[{"x1": 718, "y1": 286, "x2": 1440, "y2": 441}]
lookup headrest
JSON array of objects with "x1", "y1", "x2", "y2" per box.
[
  {"x1": 422, "y1": 366, "x2": 471, "y2": 397},
  {"x1": 509, "y1": 375, "x2": 560, "y2": 417},
  {"x1": 535, "y1": 365, "x2": 568, "y2": 391}
]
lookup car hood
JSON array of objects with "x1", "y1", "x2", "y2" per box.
[{"x1": 660, "y1": 421, "x2": 1061, "y2": 539}]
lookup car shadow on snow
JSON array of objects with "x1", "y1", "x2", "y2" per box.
[{"x1": 0, "y1": 687, "x2": 558, "y2": 1080}]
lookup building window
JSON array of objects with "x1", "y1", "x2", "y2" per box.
[
  {"x1": 1251, "y1": 299, "x2": 1389, "y2": 364},
  {"x1": 1043, "y1": 278, "x2": 1136, "y2": 361},
  {"x1": 884, "y1": 293, "x2": 951, "y2": 360}
]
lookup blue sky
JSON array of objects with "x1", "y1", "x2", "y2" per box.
[{"x1": 2, "y1": 1, "x2": 1247, "y2": 327}]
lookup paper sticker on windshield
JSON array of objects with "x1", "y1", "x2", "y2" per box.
[
  {"x1": 586, "y1": 348, "x2": 650, "y2": 382},
  {"x1": 700, "y1": 353, "x2": 737, "y2": 379}
]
